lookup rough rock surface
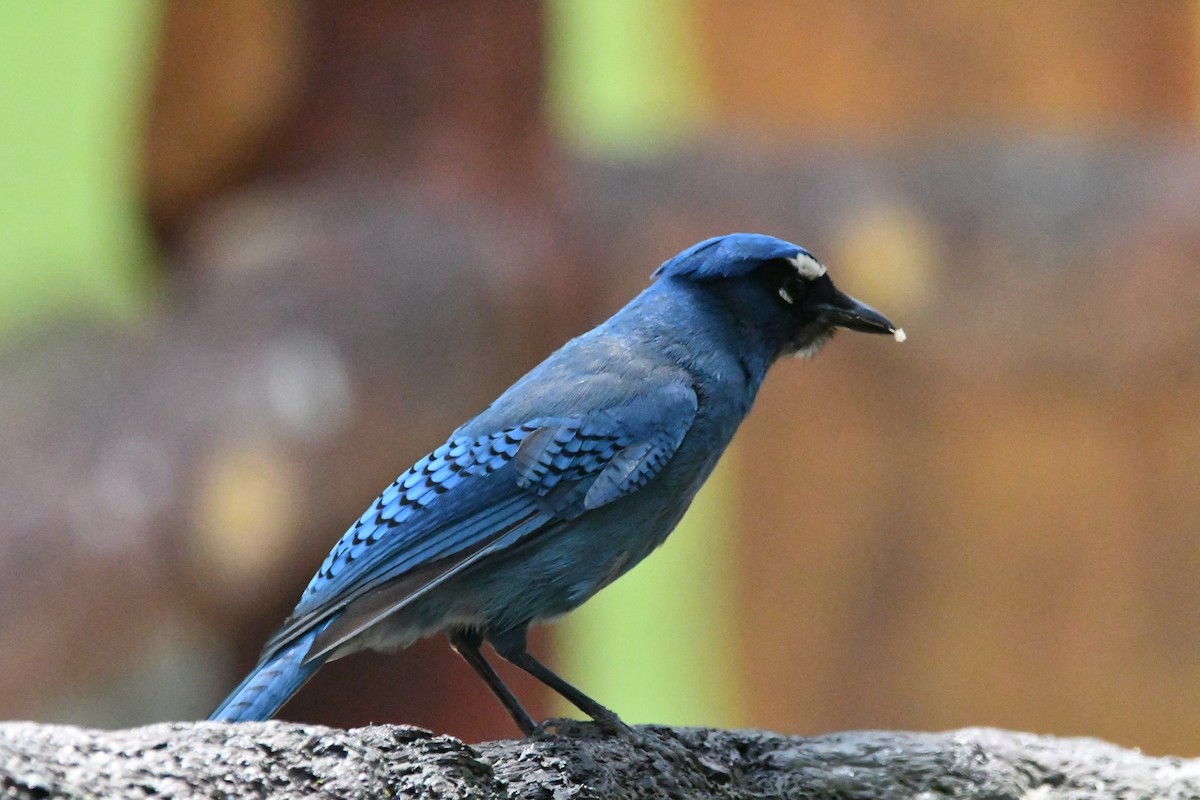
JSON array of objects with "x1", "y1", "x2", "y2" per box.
[{"x1": 1, "y1": 720, "x2": 1197, "y2": 799}]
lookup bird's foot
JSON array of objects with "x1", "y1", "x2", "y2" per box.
[
  {"x1": 590, "y1": 707, "x2": 634, "y2": 738},
  {"x1": 533, "y1": 713, "x2": 634, "y2": 739}
]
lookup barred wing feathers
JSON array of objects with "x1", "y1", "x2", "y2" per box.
[{"x1": 255, "y1": 384, "x2": 698, "y2": 665}]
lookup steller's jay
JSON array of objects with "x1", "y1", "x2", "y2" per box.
[{"x1": 209, "y1": 233, "x2": 903, "y2": 734}]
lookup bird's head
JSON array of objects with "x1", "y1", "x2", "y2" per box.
[{"x1": 653, "y1": 233, "x2": 904, "y2": 360}]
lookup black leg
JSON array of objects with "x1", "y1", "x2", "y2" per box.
[
  {"x1": 488, "y1": 626, "x2": 628, "y2": 734},
  {"x1": 448, "y1": 627, "x2": 537, "y2": 735}
]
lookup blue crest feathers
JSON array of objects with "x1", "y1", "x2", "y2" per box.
[{"x1": 652, "y1": 233, "x2": 811, "y2": 281}]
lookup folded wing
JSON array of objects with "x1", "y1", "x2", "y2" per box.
[{"x1": 254, "y1": 382, "x2": 699, "y2": 665}]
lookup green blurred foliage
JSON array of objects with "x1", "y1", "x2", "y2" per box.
[
  {"x1": 0, "y1": 1, "x2": 159, "y2": 336},
  {"x1": 545, "y1": 0, "x2": 708, "y2": 155}
]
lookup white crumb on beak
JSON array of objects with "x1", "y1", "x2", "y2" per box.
[
  {"x1": 778, "y1": 286, "x2": 794, "y2": 304},
  {"x1": 893, "y1": 327, "x2": 907, "y2": 343}
]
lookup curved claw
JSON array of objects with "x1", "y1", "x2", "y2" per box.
[{"x1": 532, "y1": 715, "x2": 634, "y2": 739}]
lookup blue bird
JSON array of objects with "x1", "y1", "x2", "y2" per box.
[{"x1": 209, "y1": 232, "x2": 903, "y2": 733}]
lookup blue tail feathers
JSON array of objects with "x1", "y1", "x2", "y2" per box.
[{"x1": 209, "y1": 629, "x2": 325, "y2": 722}]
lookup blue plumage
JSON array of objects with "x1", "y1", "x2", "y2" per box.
[
  {"x1": 209, "y1": 233, "x2": 901, "y2": 733},
  {"x1": 653, "y1": 233, "x2": 815, "y2": 280},
  {"x1": 209, "y1": 628, "x2": 326, "y2": 723}
]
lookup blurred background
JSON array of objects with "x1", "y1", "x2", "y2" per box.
[{"x1": 1, "y1": 0, "x2": 1198, "y2": 755}]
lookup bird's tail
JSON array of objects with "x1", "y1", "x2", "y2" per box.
[{"x1": 209, "y1": 628, "x2": 324, "y2": 722}]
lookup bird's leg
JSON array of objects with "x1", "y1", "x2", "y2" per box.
[
  {"x1": 488, "y1": 626, "x2": 629, "y2": 736},
  {"x1": 448, "y1": 627, "x2": 537, "y2": 736}
]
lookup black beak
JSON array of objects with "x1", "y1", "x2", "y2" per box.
[{"x1": 816, "y1": 289, "x2": 899, "y2": 336}]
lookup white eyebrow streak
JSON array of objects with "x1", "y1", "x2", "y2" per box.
[{"x1": 788, "y1": 252, "x2": 826, "y2": 280}]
